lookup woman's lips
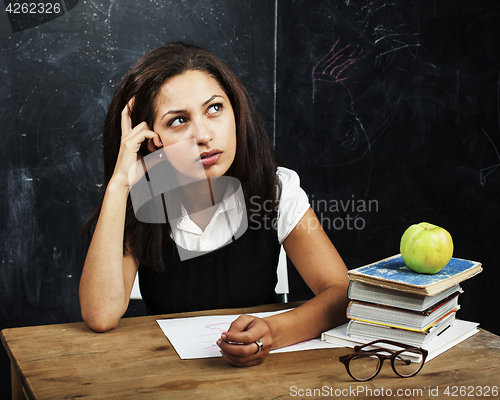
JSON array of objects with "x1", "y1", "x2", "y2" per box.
[{"x1": 199, "y1": 150, "x2": 222, "y2": 166}]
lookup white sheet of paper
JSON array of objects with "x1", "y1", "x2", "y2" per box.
[{"x1": 156, "y1": 309, "x2": 343, "y2": 359}]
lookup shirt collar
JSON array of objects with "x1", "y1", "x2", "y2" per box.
[{"x1": 174, "y1": 181, "x2": 243, "y2": 235}]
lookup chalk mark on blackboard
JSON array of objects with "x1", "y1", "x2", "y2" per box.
[
  {"x1": 312, "y1": 39, "x2": 367, "y2": 108},
  {"x1": 19, "y1": 70, "x2": 55, "y2": 117},
  {"x1": 311, "y1": 40, "x2": 373, "y2": 197},
  {"x1": 479, "y1": 71, "x2": 500, "y2": 186},
  {"x1": 88, "y1": 0, "x2": 115, "y2": 24},
  {"x1": 375, "y1": 42, "x2": 421, "y2": 60},
  {"x1": 479, "y1": 128, "x2": 500, "y2": 187},
  {"x1": 3, "y1": 168, "x2": 41, "y2": 306},
  {"x1": 88, "y1": 0, "x2": 118, "y2": 45},
  {"x1": 373, "y1": 26, "x2": 421, "y2": 69}
]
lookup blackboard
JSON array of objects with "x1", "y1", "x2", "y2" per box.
[
  {"x1": 277, "y1": 0, "x2": 500, "y2": 338},
  {"x1": 0, "y1": 0, "x2": 275, "y2": 395}
]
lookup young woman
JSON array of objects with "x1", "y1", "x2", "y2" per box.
[{"x1": 79, "y1": 42, "x2": 350, "y2": 367}]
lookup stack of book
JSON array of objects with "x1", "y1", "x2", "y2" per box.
[{"x1": 322, "y1": 254, "x2": 483, "y2": 360}]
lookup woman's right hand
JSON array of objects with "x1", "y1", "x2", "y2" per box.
[{"x1": 111, "y1": 98, "x2": 163, "y2": 190}]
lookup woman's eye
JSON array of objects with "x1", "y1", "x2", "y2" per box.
[
  {"x1": 207, "y1": 103, "x2": 223, "y2": 115},
  {"x1": 168, "y1": 116, "x2": 187, "y2": 127}
]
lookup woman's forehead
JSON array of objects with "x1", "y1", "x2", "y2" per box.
[{"x1": 156, "y1": 70, "x2": 226, "y2": 106}]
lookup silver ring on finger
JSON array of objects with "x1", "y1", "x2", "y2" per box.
[{"x1": 254, "y1": 339, "x2": 264, "y2": 354}]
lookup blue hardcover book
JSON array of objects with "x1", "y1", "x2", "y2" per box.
[{"x1": 348, "y1": 254, "x2": 482, "y2": 296}]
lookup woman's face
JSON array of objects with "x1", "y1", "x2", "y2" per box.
[{"x1": 153, "y1": 70, "x2": 237, "y2": 180}]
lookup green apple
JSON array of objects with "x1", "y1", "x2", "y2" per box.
[{"x1": 400, "y1": 222, "x2": 454, "y2": 274}]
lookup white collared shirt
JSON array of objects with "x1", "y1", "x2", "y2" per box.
[{"x1": 170, "y1": 167, "x2": 310, "y2": 252}]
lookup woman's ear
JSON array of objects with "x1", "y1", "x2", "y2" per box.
[{"x1": 147, "y1": 138, "x2": 162, "y2": 153}]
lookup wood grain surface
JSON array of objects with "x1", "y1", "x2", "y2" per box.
[{"x1": 2, "y1": 303, "x2": 499, "y2": 399}]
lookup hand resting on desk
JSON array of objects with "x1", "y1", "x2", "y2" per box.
[{"x1": 217, "y1": 314, "x2": 272, "y2": 367}]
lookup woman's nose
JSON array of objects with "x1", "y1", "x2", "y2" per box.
[{"x1": 192, "y1": 118, "x2": 213, "y2": 145}]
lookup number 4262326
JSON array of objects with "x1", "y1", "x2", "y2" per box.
[
  {"x1": 5, "y1": 2, "x2": 62, "y2": 14},
  {"x1": 443, "y1": 386, "x2": 498, "y2": 397}
]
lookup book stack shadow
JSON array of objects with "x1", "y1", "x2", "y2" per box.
[{"x1": 322, "y1": 254, "x2": 483, "y2": 362}]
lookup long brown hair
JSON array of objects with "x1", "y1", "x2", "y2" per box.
[{"x1": 82, "y1": 42, "x2": 281, "y2": 271}]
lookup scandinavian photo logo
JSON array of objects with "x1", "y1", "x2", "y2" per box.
[{"x1": 309, "y1": 194, "x2": 378, "y2": 231}]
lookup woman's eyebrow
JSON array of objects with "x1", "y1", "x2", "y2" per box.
[
  {"x1": 159, "y1": 95, "x2": 224, "y2": 122},
  {"x1": 161, "y1": 108, "x2": 187, "y2": 119},
  {"x1": 202, "y1": 94, "x2": 223, "y2": 106}
]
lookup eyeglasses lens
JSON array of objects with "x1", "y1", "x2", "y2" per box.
[
  {"x1": 393, "y1": 349, "x2": 425, "y2": 377},
  {"x1": 349, "y1": 354, "x2": 381, "y2": 381}
]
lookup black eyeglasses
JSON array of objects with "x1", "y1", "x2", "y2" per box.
[{"x1": 339, "y1": 339, "x2": 428, "y2": 382}]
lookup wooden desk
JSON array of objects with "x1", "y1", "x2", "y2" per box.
[{"x1": 2, "y1": 303, "x2": 499, "y2": 400}]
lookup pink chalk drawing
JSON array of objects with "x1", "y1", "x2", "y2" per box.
[
  {"x1": 312, "y1": 39, "x2": 368, "y2": 108},
  {"x1": 311, "y1": 40, "x2": 373, "y2": 196}
]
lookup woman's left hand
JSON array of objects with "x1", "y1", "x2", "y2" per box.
[{"x1": 216, "y1": 314, "x2": 273, "y2": 367}]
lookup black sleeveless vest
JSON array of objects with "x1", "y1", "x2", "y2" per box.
[{"x1": 138, "y1": 223, "x2": 281, "y2": 315}]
